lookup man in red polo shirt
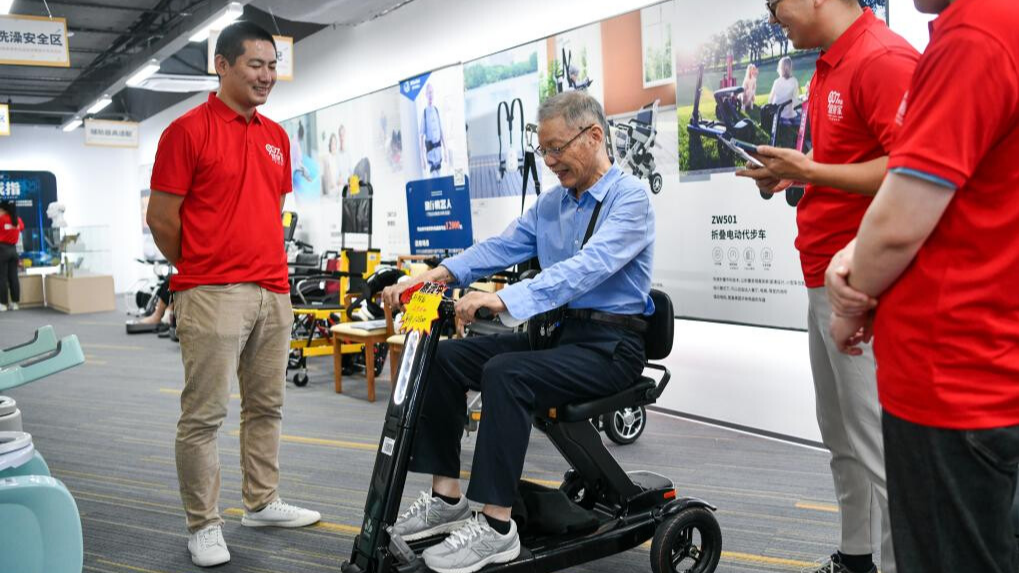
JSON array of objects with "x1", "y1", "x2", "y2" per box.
[
  {"x1": 147, "y1": 21, "x2": 320, "y2": 567},
  {"x1": 736, "y1": 1, "x2": 918, "y2": 572},
  {"x1": 826, "y1": 0, "x2": 1019, "y2": 571}
]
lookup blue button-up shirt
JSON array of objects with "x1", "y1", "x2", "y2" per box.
[{"x1": 442, "y1": 163, "x2": 655, "y2": 320}]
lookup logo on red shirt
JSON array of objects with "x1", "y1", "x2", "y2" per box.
[
  {"x1": 265, "y1": 144, "x2": 283, "y2": 166},
  {"x1": 895, "y1": 90, "x2": 909, "y2": 126},
  {"x1": 827, "y1": 90, "x2": 844, "y2": 123}
]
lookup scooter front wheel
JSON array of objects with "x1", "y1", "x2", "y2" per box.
[{"x1": 650, "y1": 507, "x2": 721, "y2": 573}]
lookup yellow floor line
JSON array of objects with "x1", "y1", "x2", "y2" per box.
[
  {"x1": 95, "y1": 560, "x2": 181, "y2": 573},
  {"x1": 58, "y1": 468, "x2": 165, "y2": 488},
  {"x1": 722, "y1": 550, "x2": 817, "y2": 568},
  {"x1": 796, "y1": 501, "x2": 839, "y2": 513},
  {"x1": 225, "y1": 430, "x2": 378, "y2": 451},
  {"x1": 224, "y1": 507, "x2": 360, "y2": 534},
  {"x1": 160, "y1": 387, "x2": 240, "y2": 400},
  {"x1": 82, "y1": 343, "x2": 145, "y2": 351}
]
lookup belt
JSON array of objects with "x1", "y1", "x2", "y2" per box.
[{"x1": 564, "y1": 309, "x2": 648, "y2": 334}]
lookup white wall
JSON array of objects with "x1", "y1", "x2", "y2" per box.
[
  {"x1": 0, "y1": 125, "x2": 143, "y2": 291},
  {"x1": 134, "y1": 0, "x2": 937, "y2": 442}
]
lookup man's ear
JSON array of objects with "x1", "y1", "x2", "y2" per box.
[{"x1": 214, "y1": 54, "x2": 229, "y2": 79}]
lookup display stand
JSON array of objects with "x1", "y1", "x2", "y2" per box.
[
  {"x1": 44, "y1": 274, "x2": 115, "y2": 314},
  {"x1": 16, "y1": 274, "x2": 44, "y2": 308}
]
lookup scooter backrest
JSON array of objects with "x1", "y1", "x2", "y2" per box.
[{"x1": 644, "y1": 289, "x2": 674, "y2": 361}]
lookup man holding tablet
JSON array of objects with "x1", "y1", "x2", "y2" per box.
[{"x1": 736, "y1": 1, "x2": 917, "y2": 572}]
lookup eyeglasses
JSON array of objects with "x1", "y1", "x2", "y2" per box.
[
  {"x1": 766, "y1": 0, "x2": 785, "y2": 18},
  {"x1": 535, "y1": 125, "x2": 594, "y2": 158}
]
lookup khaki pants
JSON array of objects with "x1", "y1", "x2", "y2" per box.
[
  {"x1": 807, "y1": 288, "x2": 894, "y2": 572},
  {"x1": 173, "y1": 283, "x2": 293, "y2": 532}
]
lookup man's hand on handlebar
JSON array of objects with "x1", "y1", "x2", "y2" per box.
[
  {"x1": 455, "y1": 292, "x2": 507, "y2": 326},
  {"x1": 381, "y1": 265, "x2": 456, "y2": 312}
]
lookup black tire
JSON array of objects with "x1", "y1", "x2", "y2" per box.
[
  {"x1": 288, "y1": 349, "x2": 304, "y2": 370},
  {"x1": 604, "y1": 406, "x2": 646, "y2": 445},
  {"x1": 650, "y1": 507, "x2": 722, "y2": 573},
  {"x1": 650, "y1": 173, "x2": 663, "y2": 194},
  {"x1": 759, "y1": 190, "x2": 774, "y2": 200},
  {"x1": 373, "y1": 343, "x2": 388, "y2": 377},
  {"x1": 293, "y1": 373, "x2": 309, "y2": 387},
  {"x1": 342, "y1": 354, "x2": 358, "y2": 376},
  {"x1": 786, "y1": 186, "x2": 804, "y2": 207}
]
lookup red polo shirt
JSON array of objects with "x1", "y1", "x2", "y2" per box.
[
  {"x1": 151, "y1": 93, "x2": 292, "y2": 293},
  {"x1": 875, "y1": 0, "x2": 1019, "y2": 429},
  {"x1": 0, "y1": 213, "x2": 23, "y2": 245},
  {"x1": 795, "y1": 9, "x2": 918, "y2": 287}
]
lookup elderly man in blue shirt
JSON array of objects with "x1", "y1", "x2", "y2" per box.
[{"x1": 381, "y1": 91, "x2": 655, "y2": 573}]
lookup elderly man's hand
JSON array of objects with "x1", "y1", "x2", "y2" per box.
[
  {"x1": 455, "y1": 291, "x2": 507, "y2": 326},
  {"x1": 825, "y1": 243, "x2": 877, "y2": 317},
  {"x1": 382, "y1": 280, "x2": 419, "y2": 313},
  {"x1": 830, "y1": 312, "x2": 873, "y2": 356}
]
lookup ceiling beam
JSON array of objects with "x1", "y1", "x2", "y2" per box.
[{"x1": 22, "y1": 0, "x2": 191, "y2": 15}]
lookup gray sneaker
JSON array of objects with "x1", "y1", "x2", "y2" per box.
[
  {"x1": 422, "y1": 513, "x2": 520, "y2": 573},
  {"x1": 392, "y1": 491, "x2": 471, "y2": 541}
]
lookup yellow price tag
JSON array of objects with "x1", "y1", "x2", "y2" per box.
[{"x1": 401, "y1": 291, "x2": 442, "y2": 334}]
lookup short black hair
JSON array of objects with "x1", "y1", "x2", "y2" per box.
[{"x1": 215, "y1": 21, "x2": 276, "y2": 68}]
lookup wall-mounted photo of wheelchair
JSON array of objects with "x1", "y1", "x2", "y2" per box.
[
  {"x1": 683, "y1": 61, "x2": 811, "y2": 207},
  {"x1": 609, "y1": 99, "x2": 664, "y2": 194}
]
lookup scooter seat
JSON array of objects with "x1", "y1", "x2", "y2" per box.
[{"x1": 553, "y1": 377, "x2": 656, "y2": 423}]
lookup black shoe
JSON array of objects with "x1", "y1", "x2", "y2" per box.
[{"x1": 805, "y1": 554, "x2": 876, "y2": 573}]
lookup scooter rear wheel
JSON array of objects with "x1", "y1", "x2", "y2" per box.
[
  {"x1": 650, "y1": 507, "x2": 721, "y2": 573},
  {"x1": 603, "y1": 406, "x2": 646, "y2": 445}
]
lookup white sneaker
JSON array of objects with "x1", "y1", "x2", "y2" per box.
[
  {"x1": 0, "y1": 304, "x2": 7, "y2": 312},
  {"x1": 8, "y1": 302, "x2": 17, "y2": 310},
  {"x1": 241, "y1": 498, "x2": 321, "y2": 528},
  {"x1": 187, "y1": 525, "x2": 230, "y2": 567}
]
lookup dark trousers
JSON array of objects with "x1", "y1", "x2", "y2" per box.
[
  {"x1": 884, "y1": 410, "x2": 1019, "y2": 573},
  {"x1": 409, "y1": 318, "x2": 645, "y2": 507},
  {"x1": 156, "y1": 277, "x2": 171, "y2": 305},
  {"x1": 0, "y1": 243, "x2": 19, "y2": 305}
]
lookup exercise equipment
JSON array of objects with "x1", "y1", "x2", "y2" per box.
[
  {"x1": 0, "y1": 325, "x2": 58, "y2": 368},
  {"x1": 0, "y1": 334, "x2": 85, "y2": 393},
  {"x1": 341, "y1": 284, "x2": 722, "y2": 573},
  {"x1": 0, "y1": 326, "x2": 85, "y2": 573}
]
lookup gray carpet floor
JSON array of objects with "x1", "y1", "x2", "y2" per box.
[{"x1": 0, "y1": 305, "x2": 855, "y2": 573}]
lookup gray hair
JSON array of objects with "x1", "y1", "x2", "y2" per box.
[{"x1": 537, "y1": 91, "x2": 609, "y2": 138}]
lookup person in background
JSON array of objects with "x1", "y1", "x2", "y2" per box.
[
  {"x1": 736, "y1": 1, "x2": 919, "y2": 572},
  {"x1": 826, "y1": 0, "x2": 1019, "y2": 571},
  {"x1": 741, "y1": 63, "x2": 759, "y2": 111},
  {"x1": 336, "y1": 124, "x2": 353, "y2": 188},
  {"x1": 146, "y1": 21, "x2": 320, "y2": 568},
  {"x1": 768, "y1": 56, "x2": 801, "y2": 123},
  {"x1": 0, "y1": 199, "x2": 24, "y2": 312},
  {"x1": 420, "y1": 83, "x2": 447, "y2": 176}
]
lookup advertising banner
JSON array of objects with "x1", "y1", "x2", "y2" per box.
[
  {"x1": 406, "y1": 175, "x2": 473, "y2": 256},
  {"x1": 0, "y1": 103, "x2": 8, "y2": 136}
]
